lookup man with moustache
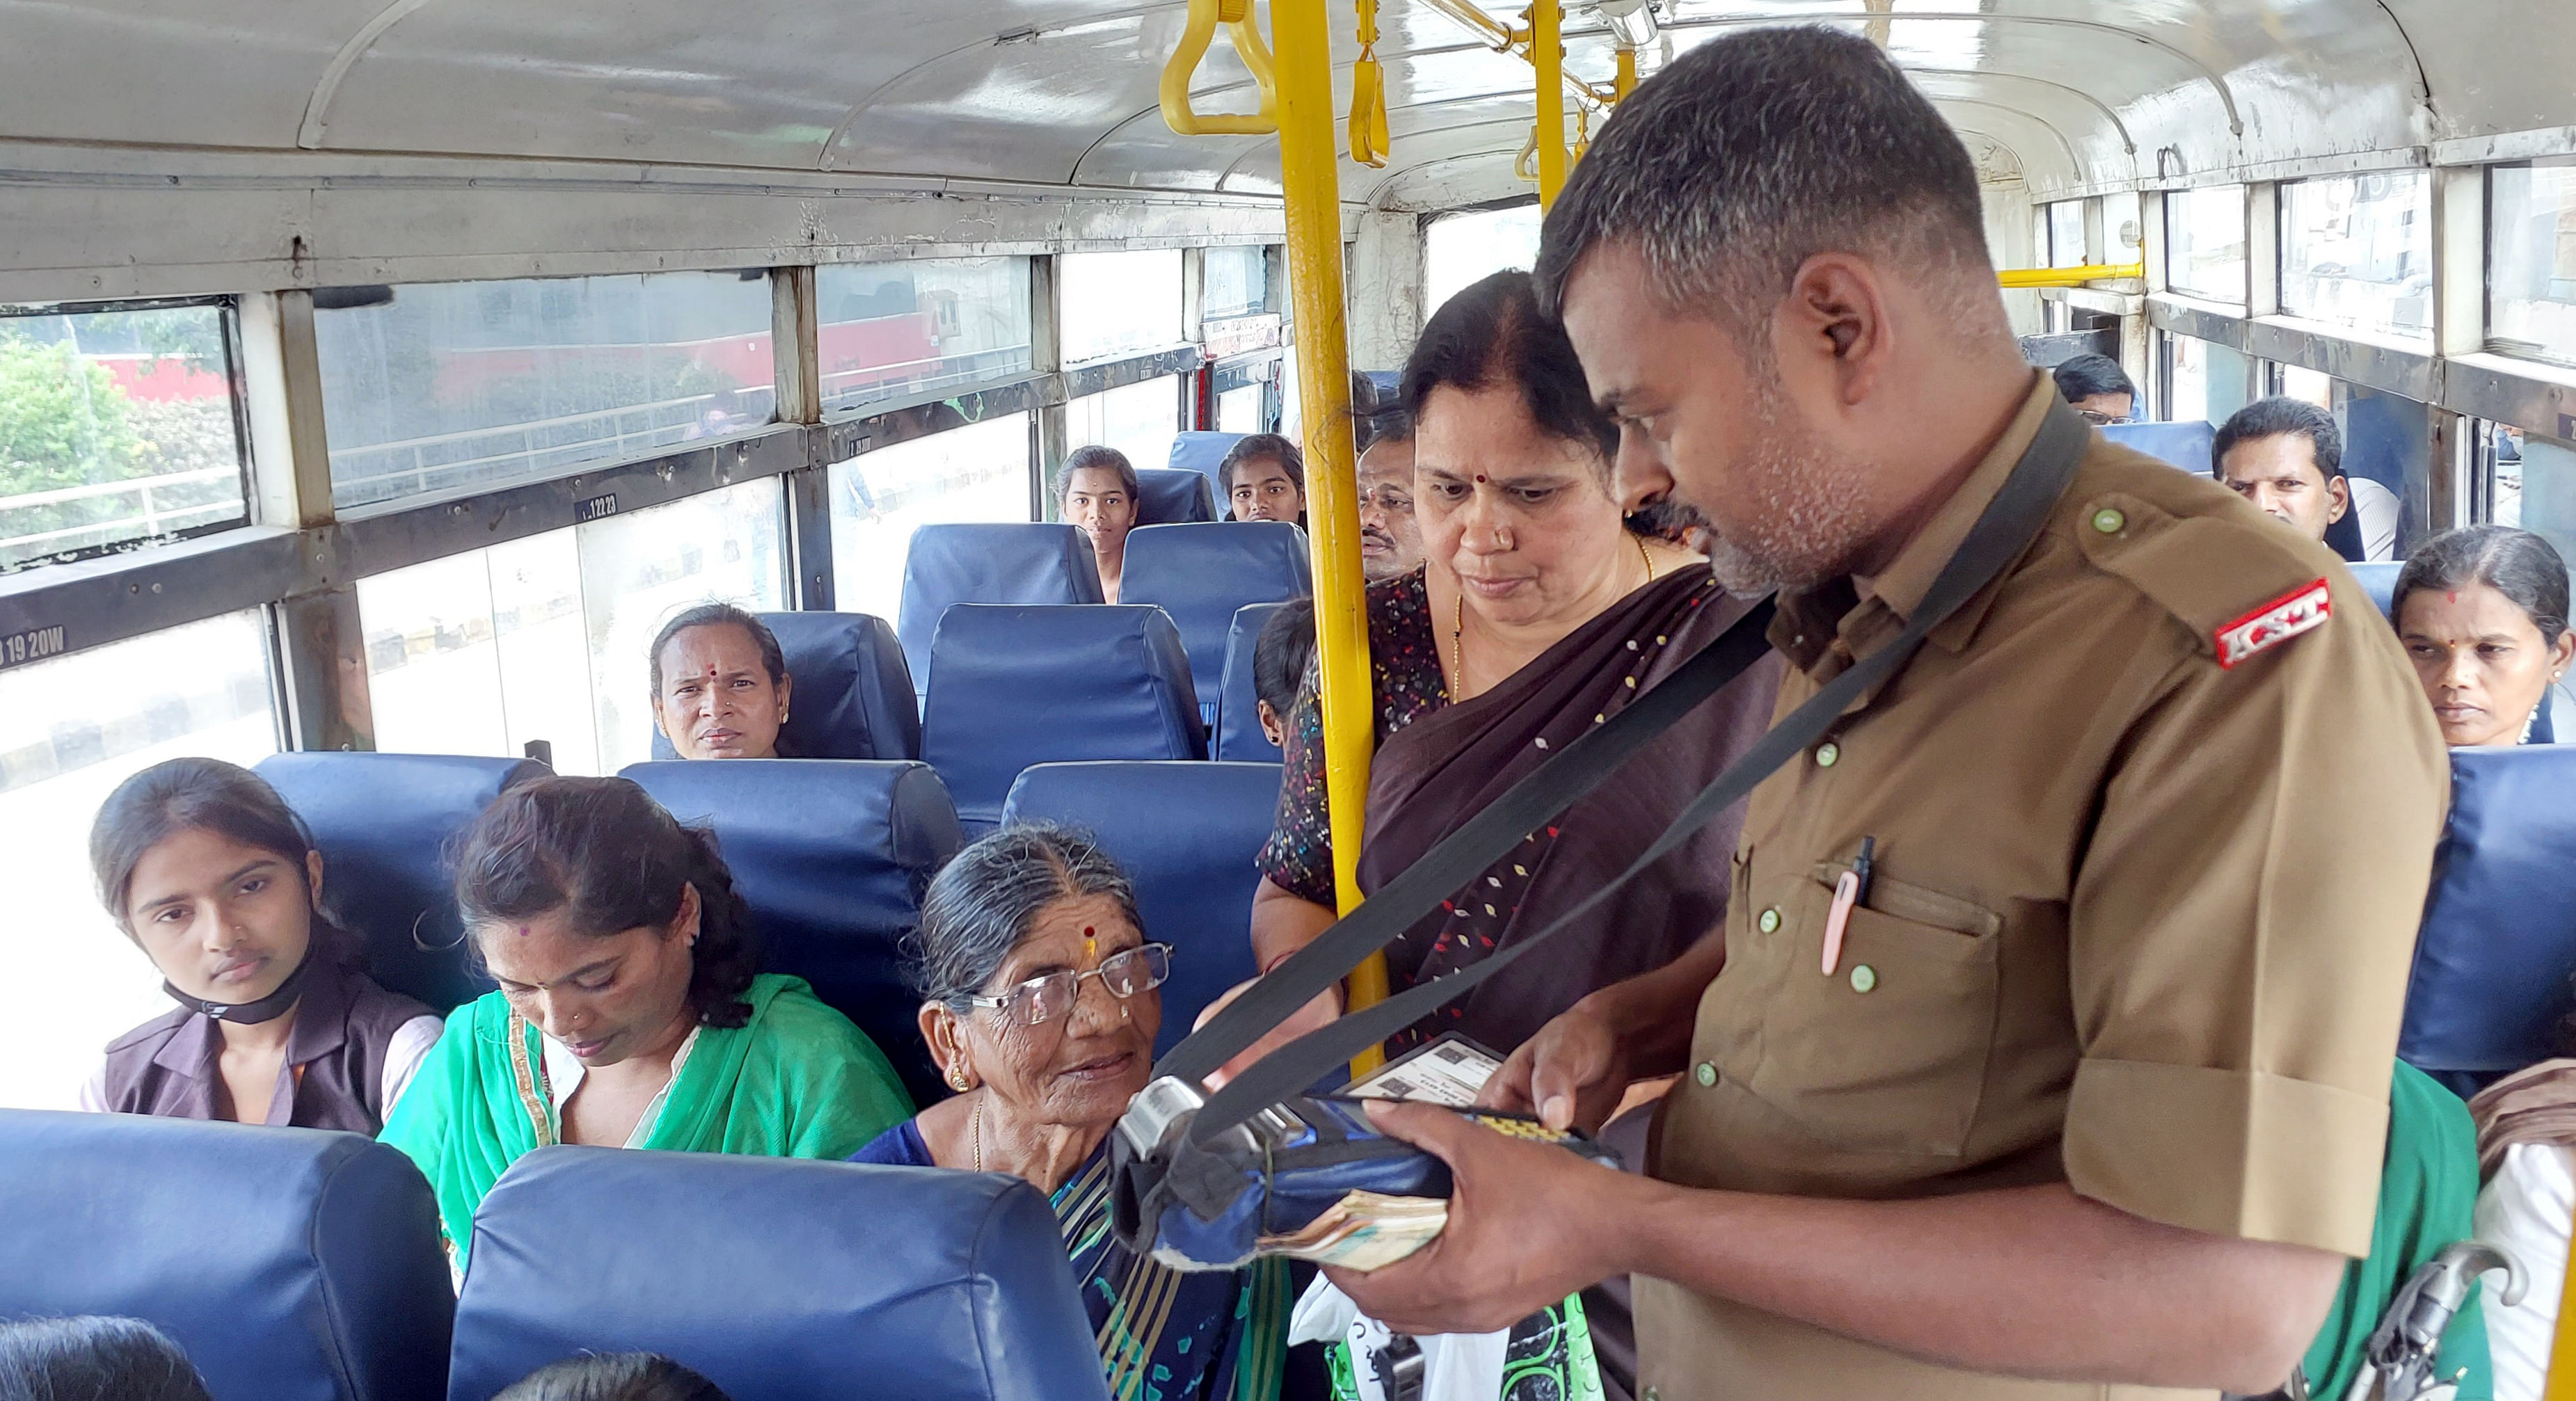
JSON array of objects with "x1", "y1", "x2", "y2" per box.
[
  {"x1": 1323, "y1": 26, "x2": 2447, "y2": 1401},
  {"x1": 1355, "y1": 407, "x2": 1424, "y2": 581}
]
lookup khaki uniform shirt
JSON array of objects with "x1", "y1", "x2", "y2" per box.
[{"x1": 1637, "y1": 378, "x2": 2450, "y2": 1401}]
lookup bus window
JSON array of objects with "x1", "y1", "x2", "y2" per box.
[
  {"x1": 1424, "y1": 204, "x2": 1541, "y2": 316},
  {"x1": 2164, "y1": 184, "x2": 2249, "y2": 305},
  {"x1": 2489, "y1": 159, "x2": 2576, "y2": 368},
  {"x1": 0, "y1": 611, "x2": 276, "y2": 1110},
  {"x1": 829, "y1": 411, "x2": 1033, "y2": 622},
  {"x1": 1065, "y1": 377, "x2": 1184, "y2": 481},
  {"x1": 2279, "y1": 171, "x2": 2432, "y2": 340},
  {"x1": 817, "y1": 258, "x2": 1031, "y2": 415},
  {"x1": 0, "y1": 301, "x2": 248, "y2": 573},
  {"x1": 314, "y1": 271, "x2": 777, "y2": 513},
  {"x1": 1059, "y1": 251, "x2": 1184, "y2": 366},
  {"x1": 1202, "y1": 247, "x2": 1271, "y2": 321},
  {"x1": 358, "y1": 532, "x2": 594, "y2": 771}
]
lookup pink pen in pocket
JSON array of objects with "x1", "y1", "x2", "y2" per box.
[{"x1": 1821, "y1": 836, "x2": 1875, "y2": 977}]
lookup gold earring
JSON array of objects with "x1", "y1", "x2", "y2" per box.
[{"x1": 949, "y1": 1066, "x2": 971, "y2": 1091}]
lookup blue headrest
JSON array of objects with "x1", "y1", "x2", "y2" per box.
[
  {"x1": 2349, "y1": 561, "x2": 2403, "y2": 619},
  {"x1": 2399, "y1": 745, "x2": 2576, "y2": 1082},
  {"x1": 1217, "y1": 601, "x2": 1291, "y2": 762},
  {"x1": 1168, "y1": 431, "x2": 1248, "y2": 495},
  {"x1": 1363, "y1": 370, "x2": 1401, "y2": 401},
  {"x1": 0, "y1": 1110, "x2": 450, "y2": 1401},
  {"x1": 447, "y1": 1148, "x2": 1108, "y2": 1401},
  {"x1": 920, "y1": 606, "x2": 1207, "y2": 832},
  {"x1": 2101, "y1": 419, "x2": 2216, "y2": 476},
  {"x1": 896, "y1": 525, "x2": 1104, "y2": 697},
  {"x1": 647, "y1": 611, "x2": 918, "y2": 762},
  {"x1": 1134, "y1": 467, "x2": 1218, "y2": 526},
  {"x1": 620, "y1": 760, "x2": 962, "y2": 1107},
  {"x1": 1120, "y1": 523, "x2": 1312, "y2": 731},
  {"x1": 255, "y1": 753, "x2": 548, "y2": 1011},
  {"x1": 1001, "y1": 761, "x2": 1281, "y2": 1056}
]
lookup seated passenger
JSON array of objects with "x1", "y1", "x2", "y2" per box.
[
  {"x1": 2216, "y1": 396, "x2": 2399, "y2": 560},
  {"x1": 1355, "y1": 406, "x2": 1423, "y2": 582},
  {"x1": 381, "y1": 776, "x2": 911, "y2": 1267},
  {"x1": 852, "y1": 824, "x2": 1290, "y2": 1401},
  {"x1": 1220, "y1": 433, "x2": 1307, "y2": 525},
  {"x1": 494, "y1": 1353, "x2": 732, "y2": 1401},
  {"x1": 649, "y1": 604, "x2": 793, "y2": 760},
  {"x1": 1253, "y1": 598, "x2": 1317, "y2": 749},
  {"x1": 1056, "y1": 445, "x2": 1139, "y2": 602},
  {"x1": 0, "y1": 1316, "x2": 213, "y2": 1401},
  {"x1": 2049, "y1": 351, "x2": 2136, "y2": 425},
  {"x1": 2393, "y1": 525, "x2": 2574, "y2": 747},
  {"x1": 79, "y1": 758, "x2": 441, "y2": 1131}
]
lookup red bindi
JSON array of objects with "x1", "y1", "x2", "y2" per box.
[
  {"x1": 515, "y1": 924, "x2": 531, "y2": 937},
  {"x1": 2449, "y1": 591, "x2": 2459, "y2": 603},
  {"x1": 1474, "y1": 474, "x2": 1487, "y2": 483}
]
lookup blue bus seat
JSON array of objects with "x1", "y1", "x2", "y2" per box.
[
  {"x1": 0, "y1": 1110, "x2": 450, "y2": 1401},
  {"x1": 2101, "y1": 419, "x2": 2216, "y2": 476},
  {"x1": 1362, "y1": 369, "x2": 1401, "y2": 402},
  {"x1": 1216, "y1": 600, "x2": 1292, "y2": 762},
  {"x1": 646, "y1": 611, "x2": 919, "y2": 762},
  {"x1": 1168, "y1": 430, "x2": 1248, "y2": 499},
  {"x1": 619, "y1": 758, "x2": 962, "y2": 1108},
  {"x1": 920, "y1": 605, "x2": 1206, "y2": 834},
  {"x1": 1120, "y1": 522, "x2": 1312, "y2": 731},
  {"x1": 896, "y1": 524, "x2": 1104, "y2": 700},
  {"x1": 2398, "y1": 745, "x2": 2576, "y2": 1094},
  {"x1": 2344, "y1": 562, "x2": 2554, "y2": 740},
  {"x1": 1134, "y1": 467, "x2": 1218, "y2": 525},
  {"x1": 256, "y1": 753, "x2": 549, "y2": 1011},
  {"x1": 446, "y1": 1147, "x2": 1107, "y2": 1401},
  {"x1": 999, "y1": 760, "x2": 1280, "y2": 1056}
]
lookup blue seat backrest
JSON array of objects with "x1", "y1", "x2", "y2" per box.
[
  {"x1": 920, "y1": 605, "x2": 1206, "y2": 833},
  {"x1": 0, "y1": 1110, "x2": 451, "y2": 1401},
  {"x1": 447, "y1": 1147, "x2": 1108, "y2": 1401},
  {"x1": 1168, "y1": 430, "x2": 1249, "y2": 499},
  {"x1": 255, "y1": 753, "x2": 549, "y2": 1011},
  {"x1": 620, "y1": 759, "x2": 962, "y2": 1107},
  {"x1": 1217, "y1": 601, "x2": 1291, "y2": 762},
  {"x1": 1362, "y1": 369, "x2": 1401, "y2": 402},
  {"x1": 2101, "y1": 419, "x2": 2216, "y2": 476},
  {"x1": 2346, "y1": 563, "x2": 2554, "y2": 740},
  {"x1": 1000, "y1": 760, "x2": 1280, "y2": 1056},
  {"x1": 1120, "y1": 522, "x2": 1312, "y2": 731},
  {"x1": 648, "y1": 611, "x2": 918, "y2": 762},
  {"x1": 2399, "y1": 745, "x2": 2576, "y2": 1085},
  {"x1": 1134, "y1": 467, "x2": 1218, "y2": 525},
  {"x1": 896, "y1": 524, "x2": 1104, "y2": 698}
]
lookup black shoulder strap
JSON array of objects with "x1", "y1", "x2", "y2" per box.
[{"x1": 1172, "y1": 400, "x2": 2092, "y2": 1144}]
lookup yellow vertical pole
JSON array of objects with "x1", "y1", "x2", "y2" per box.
[
  {"x1": 1615, "y1": 47, "x2": 1637, "y2": 102},
  {"x1": 1533, "y1": 0, "x2": 1567, "y2": 208},
  {"x1": 2543, "y1": 1216, "x2": 2576, "y2": 1401},
  {"x1": 1273, "y1": 0, "x2": 1388, "y2": 1073}
]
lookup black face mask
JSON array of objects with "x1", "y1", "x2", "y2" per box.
[{"x1": 166, "y1": 943, "x2": 315, "y2": 1025}]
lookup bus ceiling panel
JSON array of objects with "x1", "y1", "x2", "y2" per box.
[
  {"x1": 2382, "y1": 0, "x2": 2576, "y2": 149},
  {"x1": 0, "y1": 0, "x2": 387, "y2": 150}
]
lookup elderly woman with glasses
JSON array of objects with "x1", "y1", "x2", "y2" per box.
[{"x1": 852, "y1": 822, "x2": 1292, "y2": 1401}]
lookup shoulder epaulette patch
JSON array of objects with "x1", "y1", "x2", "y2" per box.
[{"x1": 2215, "y1": 579, "x2": 2331, "y2": 669}]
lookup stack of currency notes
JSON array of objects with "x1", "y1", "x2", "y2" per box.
[{"x1": 1257, "y1": 1190, "x2": 1449, "y2": 1272}]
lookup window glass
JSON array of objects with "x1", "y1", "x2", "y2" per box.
[
  {"x1": 1216, "y1": 383, "x2": 1266, "y2": 434},
  {"x1": 2164, "y1": 185, "x2": 2248, "y2": 303},
  {"x1": 2104, "y1": 191, "x2": 2144, "y2": 265},
  {"x1": 1280, "y1": 350, "x2": 1304, "y2": 447},
  {"x1": 0, "y1": 611, "x2": 276, "y2": 1110},
  {"x1": 2494, "y1": 424, "x2": 2528, "y2": 527},
  {"x1": 2049, "y1": 202, "x2": 2088, "y2": 269},
  {"x1": 1425, "y1": 205, "x2": 1542, "y2": 316},
  {"x1": 1066, "y1": 378, "x2": 1183, "y2": 480},
  {"x1": 1204, "y1": 247, "x2": 1271, "y2": 322},
  {"x1": 1, "y1": 303, "x2": 248, "y2": 572},
  {"x1": 2280, "y1": 171, "x2": 2431, "y2": 339},
  {"x1": 817, "y1": 258, "x2": 1031, "y2": 414},
  {"x1": 2489, "y1": 160, "x2": 2576, "y2": 366},
  {"x1": 2278, "y1": 364, "x2": 2334, "y2": 408},
  {"x1": 2515, "y1": 435, "x2": 2576, "y2": 564},
  {"x1": 828, "y1": 413, "x2": 1033, "y2": 622},
  {"x1": 315, "y1": 271, "x2": 777, "y2": 513},
  {"x1": 2163, "y1": 334, "x2": 2254, "y2": 426},
  {"x1": 578, "y1": 479, "x2": 788, "y2": 774},
  {"x1": 1060, "y1": 251, "x2": 1186, "y2": 365}
]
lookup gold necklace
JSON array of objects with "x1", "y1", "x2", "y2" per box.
[
  {"x1": 1451, "y1": 534, "x2": 1656, "y2": 703},
  {"x1": 971, "y1": 1090, "x2": 985, "y2": 1173}
]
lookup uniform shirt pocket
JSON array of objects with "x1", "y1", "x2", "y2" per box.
[{"x1": 1742, "y1": 865, "x2": 2004, "y2": 1159}]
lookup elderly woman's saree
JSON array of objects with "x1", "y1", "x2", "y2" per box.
[{"x1": 381, "y1": 972, "x2": 911, "y2": 1267}]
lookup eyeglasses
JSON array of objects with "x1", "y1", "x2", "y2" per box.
[
  {"x1": 2077, "y1": 409, "x2": 2133, "y2": 426},
  {"x1": 964, "y1": 943, "x2": 1173, "y2": 1027}
]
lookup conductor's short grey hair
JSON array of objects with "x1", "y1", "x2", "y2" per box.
[{"x1": 1532, "y1": 26, "x2": 1998, "y2": 338}]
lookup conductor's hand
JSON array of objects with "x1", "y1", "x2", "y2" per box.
[
  {"x1": 1323, "y1": 1099, "x2": 1633, "y2": 1336},
  {"x1": 1477, "y1": 1000, "x2": 1630, "y2": 1134},
  {"x1": 1193, "y1": 977, "x2": 1342, "y2": 1091}
]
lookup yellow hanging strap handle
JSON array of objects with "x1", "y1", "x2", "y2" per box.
[
  {"x1": 1348, "y1": 0, "x2": 1390, "y2": 167},
  {"x1": 1161, "y1": 0, "x2": 1280, "y2": 136}
]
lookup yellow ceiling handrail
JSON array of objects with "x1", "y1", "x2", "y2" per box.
[
  {"x1": 1996, "y1": 261, "x2": 2145, "y2": 288},
  {"x1": 1160, "y1": 0, "x2": 1280, "y2": 136},
  {"x1": 1349, "y1": 0, "x2": 1390, "y2": 166}
]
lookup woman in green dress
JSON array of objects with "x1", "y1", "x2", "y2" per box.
[{"x1": 381, "y1": 775, "x2": 911, "y2": 1269}]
